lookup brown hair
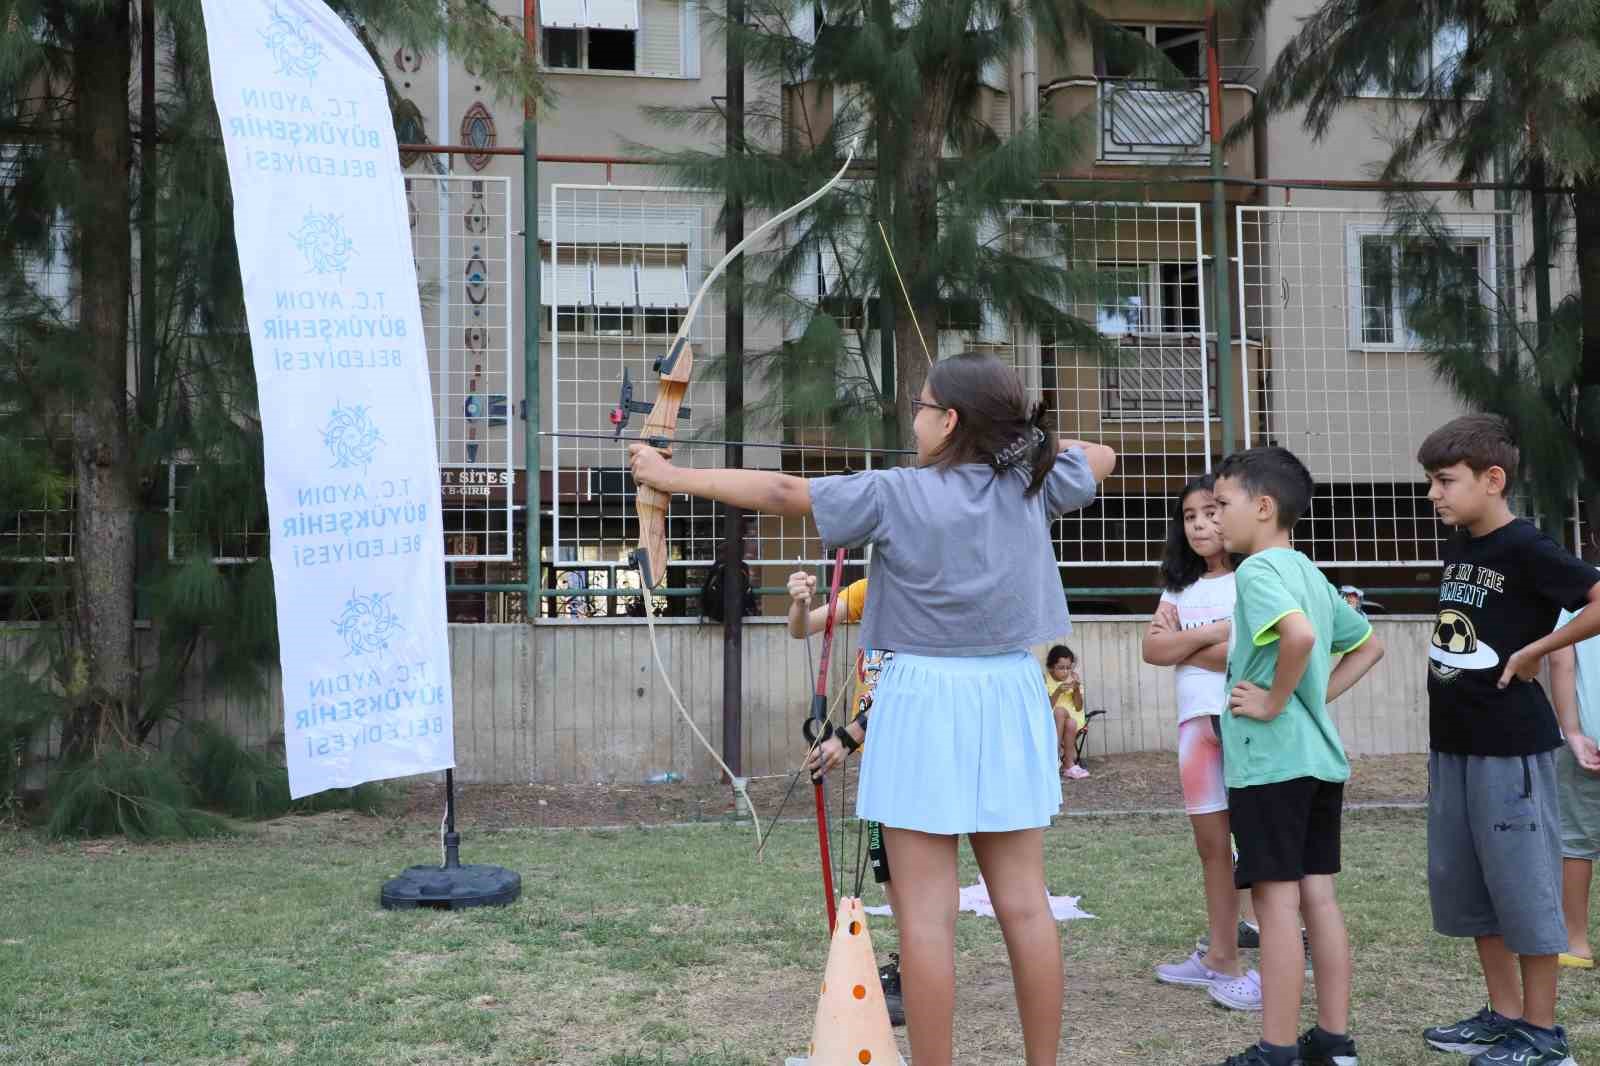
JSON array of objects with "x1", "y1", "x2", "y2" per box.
[
  {"x1": 925, "y1": 352, "x2": 1054, "y2": 496},
  {"x1": 1215, "y1": 446, "x2": 1314, "y2": 531},
  {"x1": 1416, "y1": 414, "x2": 1520, "y2": 482}
]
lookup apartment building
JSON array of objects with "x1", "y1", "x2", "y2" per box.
[{"x1": 28, "y1": 0, "x2": 1527, "y2": 623}]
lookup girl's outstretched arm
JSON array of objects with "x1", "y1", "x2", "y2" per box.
[
  {"x1": 1057, "y1": 438, "x2": 1117, "y2": 483},
  {"x1": 628, "y1": 444, "x2": 813, "y2": 517}
]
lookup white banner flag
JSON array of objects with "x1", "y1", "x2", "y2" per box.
[{"x1": 201, "y1": 0, "x2": 455, "y2": 798}]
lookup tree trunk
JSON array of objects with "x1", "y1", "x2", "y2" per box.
[
  {"x1": 1574, "y1": 177, "x2": 1600, "y2": 562},
  {"x1": 890, "y1": 64, "x2": 958, "y2": 449},
  {"x1": 61, "y1": 6, "x2": 138, "y2": 755}
]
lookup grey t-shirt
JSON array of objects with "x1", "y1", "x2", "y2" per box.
[{"x1": 809, "y1": 448, "x2": 1098, "y2": 656}]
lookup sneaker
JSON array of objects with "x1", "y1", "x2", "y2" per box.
[
  {"x1": 1208, "y1": 968, "x2": 1264, "y2": 1012},
  {"x1": 1199, "y1": 920, "x2": 1261, "y2": 952},
  {"x1": 1423, "y1": 1007, "x2": 1516, "y2": 1056},
  {"x1": 1478, "y1": 1024, "x2": 1576, "y2": 1066},
  {"x1": 877, "y1": 954, "x2": 905, "y2": 1028},
  {"x1": 1208, "y1": 1043, "x2": 1299, "y2": 1066},
  {"x1": 1298, "y1": 1026, "x2": 1358, "y2": 1066},
  {"x1": 1065, "y1": 764, "x2": 1090, "y2": 779},
  {"x1": 1155, "y1": 950, "x2": 1230, "y2": 988},
  {"x1": 1197, "y1": 922, "x2": 1310, "y2": 975}
]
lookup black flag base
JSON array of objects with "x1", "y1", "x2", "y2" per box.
[
  {"x1": 379, "y1": 768, "x2": 522, "y2": 911},
  {"x1": 380, "y1": 861, "x2": 521, "y2": 910}
]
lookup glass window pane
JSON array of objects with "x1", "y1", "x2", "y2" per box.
[
  {"x1": 588, "y1": 29, "x2": 636, "y2": 71},
  {"x1": 542, "y1": 27, "x2": 581, "y2": 68},
  {"x1": 1360, "y1": 237, "x2": 1396, "y2": 345},
  {"x1": 1096, "y1": 264, "x2": 1151, "y2": 335},
  {"x1": 1433, "y1": 21, "x2": 1468, "y2": 81}
]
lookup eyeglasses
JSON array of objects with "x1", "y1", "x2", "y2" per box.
[{"x1": 910, "y1": 399, "x2": 950, "y2": 415}]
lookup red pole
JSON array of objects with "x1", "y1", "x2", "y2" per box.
[
  {"x1": 1205, "y1": 2, "x2": 1223, "y2": 144},
  {"x1": 810, "y1": 547, "x2": 848, "y2": 932}
]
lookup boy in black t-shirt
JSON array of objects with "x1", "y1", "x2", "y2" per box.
[{"x1": 1416, "y1": 415, "x2": 1600, "y2": 1066}]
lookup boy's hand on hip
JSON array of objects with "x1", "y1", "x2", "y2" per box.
[
  {"x1": 1569, "y1": 733, "x2": 1600, "y2": 773},
  {"x1": 1228, "y1": 681, "x2": 1275, "y2": 721},
  {"x1": 1498, "y1": 645, "x2": 1542, "y2": 688}
]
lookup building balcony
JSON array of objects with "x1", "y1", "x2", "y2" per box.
[{"x1": 1041, "y1": 77, "x2": 1260, "y2": 196}]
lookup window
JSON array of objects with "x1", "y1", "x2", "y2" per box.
[
  {"x1": 540, "y1": 244, "x2": 691, "y2": 336},
  {"x1": 640, "y1": 306, "x2": 683, "y2": 335},
  {"x1": 167, "y1": 463, "x2": 268, "y2": 564},
  {"x1": 1346, "y1": 223, "x2": 1494, "y2": 349},
  {"x1": 1357, "y1": 19, "x2": 1468, "y2": 97},
  {"x1": 1, "y1": 145, "x2": 74, "y2": 320},
  {"x1": 540, "y1": 0, "x2": 640, "y2": 72},
  {"x1": 1094, "y1": 262, "x2": 1201, "y2": 336},
  {"x1": 1098, "y1": 24, "x2": 1206, "y2": 80},
  {"x1": 542, "y1": 28, "x2": 582, "y2": 68}
]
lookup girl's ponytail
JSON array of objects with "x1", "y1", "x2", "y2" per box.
[{"x1": 1007, "y1": 401, "x2": 1054, "y2": 497}]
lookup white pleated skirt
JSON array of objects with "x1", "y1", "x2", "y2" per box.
[{"x1": 856, "y1": 650, "x2": 1062, "y2": 835}]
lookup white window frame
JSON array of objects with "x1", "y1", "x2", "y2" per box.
[
  {"x1": 1344, "y1": 222, "x2": 1497, "y2": 351},
  {"x1": 541, "y1": 246, "x2": 691, "y2": 339},
  {"x1": 540, "y1": 0, "x2": 702, "y2": 78},
  {"x1": 1093, "y1": 261, "x2": 1202, "y2": 337},
  {"x1": 166, "y1": 462, "x2": 267, "y2": 565},
  {"x1": 1355, "y1": 19, "x2": 1469, "y2": 98},
  {"x1": 1, "y1": 145, "x2": 75, "y2": 320},
  {"x1": 540, "y1": 0, "x2": 641, "y2": 72},
  {"x1": 540, "y1": 25, "x2": 639, "y2": 72},
  {"x1": 1099, "y1": 23, "x2": 1208, "y2": 81}
]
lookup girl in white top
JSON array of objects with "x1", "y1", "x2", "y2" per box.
[{"x1": 1142, "y1": 473, "x2": 1261, "y2": 1005}]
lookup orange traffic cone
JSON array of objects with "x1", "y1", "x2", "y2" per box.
[{"x1": 788, "y1": 897, "x2": 901, "y2": 1066}]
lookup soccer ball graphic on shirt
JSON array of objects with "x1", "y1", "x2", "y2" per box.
[{"x1": 1428, "y1": 608, "x2": 1500, "y2": 681}]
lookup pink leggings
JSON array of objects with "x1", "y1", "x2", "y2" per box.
[{"x1": 1178, "y1": 716, "x2": 1228, "y2": 816}]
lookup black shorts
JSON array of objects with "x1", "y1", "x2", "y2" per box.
[{"x1": 1228, "y1": 777, "x2": 1343, "y2": 888}]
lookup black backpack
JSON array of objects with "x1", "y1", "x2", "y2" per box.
[{"x1": 699, "y1": 561, "x2": 758, "y2": 622}]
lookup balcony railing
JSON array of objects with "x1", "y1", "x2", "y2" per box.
[
  {"x1": 1097, "y1": 78, "x2": 1208, "y2": 165},
  {"x1": 1101, "y1": 332, "x2": 1219, "y2": 420}
]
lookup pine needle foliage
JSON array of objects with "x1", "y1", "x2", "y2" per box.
[
  {"x1": 0, "y1": 2, "x2": 543, "y2": 835},
  {"x1": 643, "y1": 0, "x2": 1174, "y2": 449},
  {"x1": 1228, "y1": 0, "x2": 1600, "y2": 554}
]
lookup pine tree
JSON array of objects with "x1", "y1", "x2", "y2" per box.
[
  {"x1": 0, "y1": 1, "x2": 542, "y2": 833},
  {"x1": 647, "y1": 0, "x2": 1145, "y2": 450},
  {"x1": 1232, "y1": 0, "x2": 1600, "y2": 558}
]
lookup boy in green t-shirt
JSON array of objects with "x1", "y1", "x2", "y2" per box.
[{"x1": 1204, "y1": 447, "x2": 1387, "y2": 1066}]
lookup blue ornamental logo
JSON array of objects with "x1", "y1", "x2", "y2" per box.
[
  {"x1": 322, "y1": 401, "x2": 382, "y2": 473},
  {"x1": 291, "y1": 211, "x2": 354, "y2": 277},
  {"x1": 334, "y1": 591, "x2": 404, "y2": 657},
  {"x1": 261, "y1": 5, "x2": 325, "y2": 83}
]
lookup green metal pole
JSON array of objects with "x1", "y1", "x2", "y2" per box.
[
  {"x1": 1206, "y1": 6, "x2": 1235, "y2": 460},
  {"x1": 523, "y1": 3, "x2": 542, "y2": 621}
]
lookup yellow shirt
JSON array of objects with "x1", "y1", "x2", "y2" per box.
[
  {"x1": 841, "y1": 578, "x2": 868, "y2": 625},
  {"x1": 1047, "y1": 675, "x2": 1086, "y2": 733},
  {"x1": 838, "y1": 579, "x2": 883, "y2": 725}
]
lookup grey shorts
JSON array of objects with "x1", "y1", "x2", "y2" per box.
[
  {"x1": 1427, "y1": 750, "x2": 1567, "y2": 956},
  {"x1": 1558, "y1": 744, "x2": 1600, "y2": 861}
]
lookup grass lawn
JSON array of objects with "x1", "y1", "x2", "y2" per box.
[{"x1": 2, "y1": 807, "x2": 1598, "y2": 1065}]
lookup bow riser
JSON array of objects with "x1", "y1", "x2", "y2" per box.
[
  {"x1": 627, "y1": 148, "x2": 856, "y2": 592},
  {"x1": 632, "y1": 343, "x2": 695, "y2": 590}
]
